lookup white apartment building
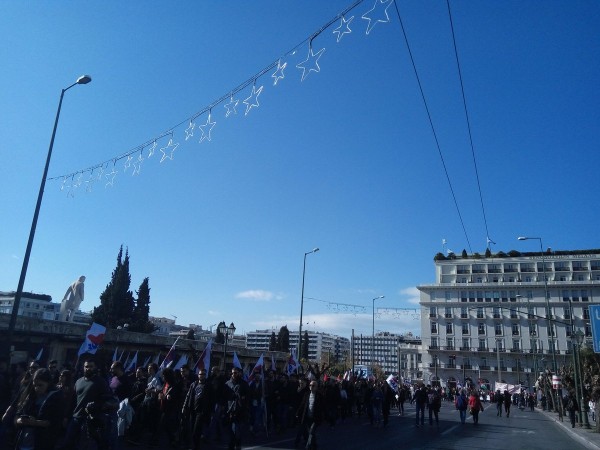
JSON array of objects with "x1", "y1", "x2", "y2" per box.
[
  {"x1": 0, "y1": 291, "x2": 91, "y2": 324},
  {"x1": 246, "y1": 329, "x2": 350, "y2": 363},
  {"x1": 352, "y1": 332, "x2": 422, "y2": 376},
  {"x1": 418, "y1": 249, "x2": 599, "y2": 388}
]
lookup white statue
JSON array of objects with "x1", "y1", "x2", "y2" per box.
[{"x1": 59, "y1": 276, "x2": 86, "y2": 321}]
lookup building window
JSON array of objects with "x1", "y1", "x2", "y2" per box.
[
  {"x1": 445, "y1": 307, "x2": 453, "y2": 318},
  {"x1": 512, "y1": 339, "x2": 520, "y2": 351},
  {"x1": 585, "y1": 325, "x2": 592, "y2": 337},
  {"x1": 446, "y1": 338, "x2": 454, "y2": 349},
  {"x1": 529, "y1": 324, "x2": 537, "y2": 337},
  {"x1": 478, "y1": 323, "x2": 486, "y2": 335},
  {"x1": 479, "y1": 339, "x2": 487, "y2": 350},
  {"x1": 431, "y1": 323, "x2": 438, "y2": 334},
  {"x1": 493, "y1": 306, "x2": 501, "y2": 319},
  {"x1": 446, "y1": 323, "x2": 453, "y2": 334},
  {"x1": 461, "y1": 307, "x2": 468, "y2": 318},
  {"x1": 485, "y1": 291, "x2": 492, "y2": 302},
  {"x1": 431, "y1": 337, "x2": 438, "y2": 348},
  {"x1": 564, "y1": 307, "x2": 571, "y2": 320},
  {"x1": 525, "y1": 276, "x2": 532, "y2": 282},
  {"x1": 469, "y1": 291, "x2": 476, "y2": 302},
  {"x1": 460, "y1": 291, "x2": 468, "y2": 302},
  {"x1": 494, "y1": 291, "x2": 501, "y2": 302},
  {"x1": 562, "y1": 290, "x2": 570, "y2": 302},
  {"x1": 583, "y1": 307, "x2": 590, "y2": 320},
  {"x1": 477, "y1": 307, "x2": 484, "y2": 319},
  {"x1": 582, "y1": 290, "x2": 589, "y2": 302},
  {"x1": 495, "y1": 324, "x2": 503, "y2": 336},
  {"x1": 501, "y1": 290, "x2": 508, "y2": 302},
  {"x1": 512, "y1": 324, "x2": 520, "y2": 336},
  {"x1": 528, "y1": 306, "x2": 535, "y2": 319},
  {"x1": 462, "y1": 323, "x2": 470, "y2": 335},
  {"x1": 572, "y1": 290, "x2": 579, "y2": 302},
  {"x1": 445, "y1": 291, "x2": 452, "y2": 301},
  {"x1": 496, "y1": 339, "x2": 504, "y2": 350},
  {"x1": 430, "y1": 306, "x2": 437, "y2": 318},
  {"x1": 477, "y1": 291, "x2": 483, "y2": 301},
  {"x1": 462, "y1": 338, "x2": 470, "y2": 350}
]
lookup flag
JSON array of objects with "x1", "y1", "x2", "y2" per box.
[
  {"x1": 126, "y1": 351, "x2": 138, "y2": 372},
  {"x1": 78, "y1": 323, "x2": 106, "y2": 356},
  {"x1": 123, "y1": 352, "x2": 131, "y2": 368},
  {"x1": 193, "y1": 339, "x2": 212, "y2": 374},
  {"x1": 386, "y1": 374, "x2": 399, "y2": 393},
  {"x1": 232, "y1": 352, "x2": 242, "y2": 370},
  {"x1": 271, "y1": 354, "x2": 276, "y2": 372},
  {"x1": 174, "y1": 354, "x2": 188, "y2": 370},
  {"x1": 242, "y1": 363, "x2": 251, "y2": 382},
  {"x1": 119, "y1": 349, "x2": 126, "y2": 362},
  {"x1": 286, "y1": 350, "x2": 298, "y2": 376},
  {"x1": 35, "y1": 348, "x2": 43, "y2": 362},
  {"x1": 112, "y1": 347, "x2": 119, "y2": 362},
  {"x1": 160, "y1": 337, "x2": 180, "y2": 369},
  {"x1": 152, "y1": 353, "x2": 161, "y2": 365},
  {"x1": 142, "y1": 355, "x2": 151, "y2": 368},
  {"x1": 248, "y1": 353, "x2": 265, "y2": 384}
]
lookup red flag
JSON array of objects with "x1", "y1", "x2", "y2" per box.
[
  {"x1": 160, "y1": 337, "x2": 180, "y2": 369},
  {"x1": 194, "y1": 339, "x2": 212, "y2": 374}
]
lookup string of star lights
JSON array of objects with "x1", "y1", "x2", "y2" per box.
[
  {"x1": 49, "y1": 0, "x2": 398, "y2": 194},
  {"x1": 304, "y1": 297, "x2": 420, "y2": 320}
]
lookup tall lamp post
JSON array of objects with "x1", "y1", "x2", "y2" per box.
[
  {"x1": 218, "y1": 321, "x2": 236, "y2": 369},
  {"x1": 518, "y1": 236, "x2": 562, "y2": 415},
  {"x1": 371, "y1": 295, "x2": 384, "y2": 369},
  {"x1": 6, "y1": 75, "x2": 92, "y2": 360},
  {"x1": 298, "y1": 247, "x2": 319, "y2": 357},
  {"x1": 573, "y1": 330, "x2": 591, "y2": 428}
]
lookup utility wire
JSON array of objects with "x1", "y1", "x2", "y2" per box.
[
  {"x1": 446, "y1": 0, "x2": 493, "y2": 250},
  {"x1": 392, "y1": 1, "x2": 472, "y2": 253}
]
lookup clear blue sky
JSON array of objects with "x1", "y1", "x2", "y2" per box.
[{"x1": 1, "y1": 0, "x2": 598, "y2": 339}]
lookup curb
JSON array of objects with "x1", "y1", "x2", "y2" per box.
[{"x1": 539, "y1": 408, "x2": 600, "y2": 450}]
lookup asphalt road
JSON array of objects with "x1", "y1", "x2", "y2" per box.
[{"x1": 175, "y1": 400, "x2": 590, "y2": 450}]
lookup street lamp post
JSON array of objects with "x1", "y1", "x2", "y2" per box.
[
  {"x1": 573, "y1": 330, "x2": 591, "y2": 428},
  {"x1": 298, "y1": 248, "x2": 319, "y2": 357},
  {"x1": 6, "y1": 75, "x2": 91, "y2": 360},
  {"x1": 496, "y1": 339, "x2": 502, "y2": 384},
  {"x1": 218, "y1": 321, "x2": 236, "y2": 370},
  {"x1": 518, "y1": 236, "x2": 562, "y2": 416},
  {"x1": 371, "y1": 295, "x2": 384, "y2": 369}
]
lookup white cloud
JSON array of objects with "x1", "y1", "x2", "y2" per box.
[
  {"x1": 399, "y1": 286, "x2": 421, "y2": 305},
  {"x1": 206, "y1": 310, "x2": 219, "y2": 316},
  {"x1": 235, "y1": 289, "x2": 277, "y2": 302}
]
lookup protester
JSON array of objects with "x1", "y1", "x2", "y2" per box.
[
  {"x1": 468, "y1": 391, "x2": 484, "y2": 426},
  {"x1": 455, "y1": 389, "x2": 468, "y2": 424},
  {"x1": 296, "y1": 379, "x2": 324, "y2": 449},
  {"x1": 223, "y1": 366, "x2": 249, "y2": 450}
]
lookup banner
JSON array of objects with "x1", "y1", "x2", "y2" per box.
[{"x1": 78, "y1": 322, "x2": 107, "y2": 356}]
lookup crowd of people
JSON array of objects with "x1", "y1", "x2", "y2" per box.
[{"x1": 0, "y1": 355, "x2": 567, "y2": 450}]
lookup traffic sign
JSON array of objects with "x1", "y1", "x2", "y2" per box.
[{"x1": 589, "y1": 305, "x2": 600, "y2": 353}]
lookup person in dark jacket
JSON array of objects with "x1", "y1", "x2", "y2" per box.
[
  {"x1": 565, "y1": 391, "x2": 579, "y2": 428},
  {"x1": 296, "y1": 380, "x2": 324, "y2": 449},
  {"x1": 182, "y1": 369, "x2": 213, "y2": 450},
  {"x1": 414, "y1": 384, "x2": 427, "y2": 427},
  {"x1": 14, "y1": 368, "x2": 64, "y2": 450},
  {"x1": 223, "y1": 367, "x2": 249, "y2": 450}
]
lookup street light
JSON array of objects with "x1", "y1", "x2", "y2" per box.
[
  {"x1": 573, "y1": 330, "x2": 591, "y2": 428},
  {"x1": 518, "y1": 236, "x2": 563, "y2": 416},
  {"x1": 371, "y1": 295, "x2": 385, "y2": 369},
  {"x1": 6, "y1": 75, "x2": 92, "y2": 360},
  {"x1": 298, "y1": 247, "x2": 319, "y2": 357},
  {"x1": 218, "y1": 321, "x2": 236, "y2": 369}
]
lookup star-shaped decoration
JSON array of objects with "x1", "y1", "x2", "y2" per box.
[
  {"x1": 224, "y1": 96, "x2": 239, "y2": 117},
  {"x1": 148, "y1": 140, "x2": 157, "y2": 158},
  {"x1": 362, "y1": 0, "x2": 393, "y2": 35},
  {"x1": 96, "y1": 166, "x2": 105, "y2": 181},
  {"x1": 85, "y1": 172, "x2": 95, "y2": 193},
  {"x1": 333, "y1": 15, "x2": 354, "y2": 42},
  {"x1": 159, "y1": 138, "x2": 179, "y2": 163},
  {"x1": 124, "y1": 155, "x2": 133, "y2": 172},
  {"x1": 271, "y1": 59, "x2": 287, "y2": 86},
  {"x1": 199, "y1": 114, "x2": 216, "y2": 143},
  {"x1": 185, "y1": 120, "x2": 195, "y2": 141},
  {"x1": 105, "y1": 166, "x2": 118, "y2": 187},
  {"x1": 133, "y1": 153, "x2": 144, "y2": 175},
  {"x1": 243, "y1": 84, "x2": 264, "y2": 115},
  {"x1": 296, "y1": 45, "x2": 326, "y2": 82}
]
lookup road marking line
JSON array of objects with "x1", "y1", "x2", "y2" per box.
[{"x1": 442, "y1": 424, "x2": 460, "y2": 436}]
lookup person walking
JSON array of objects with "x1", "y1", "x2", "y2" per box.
[
  {"x1": 223, "y1": 366, "x2": 249, "y2": 450},
  {"x1": 427, "y1": 387, "x2": 441, "y2": 427},
  {"x1": 414, "y1": 384, "x2": 427, "y2": 428},
  {"x1": 296, "y1": 380, "x2": 324, "y2": 449},
  {"x1": 565, "y1": 392, "x2": 579, "y2": 428},
  {"x1": 495, "y1": 389, "x2": 503, "y2": 417},
  {"x1": 468, "y1": 391, "x2": 484, "y2": 426},
  {"x1": 503, "y1": 390, "x2": 511, "y2": 418},
  {"x1": 455, "y1": 389, "x2": 468, "y2": 424}
]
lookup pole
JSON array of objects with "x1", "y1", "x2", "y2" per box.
[
  {"x1": 497, "y1": 340, "x2": 502, "y2": 384},
  {"x1": 6, "y1": 79, "x2": 84, "y2": 360},
  {"x1": 298, "y1": 248, "x2": 318, "y2": 357},
  {"x1": 351, "y1": 329, "x2": 355, "y2": 372}
]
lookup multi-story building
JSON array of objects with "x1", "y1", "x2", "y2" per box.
[
  {"x1": 0, "y1": 291, "x2": 91, "y2": 324},
  {"x1": 418, "y1": 249, "x2": 600, "y2": 388},
  {"x1": 352, "y1": 332, "x2": 422, "y2": 376},
  {"x1": 246, "y1": 329, "x2": 350, "y2": 363}
]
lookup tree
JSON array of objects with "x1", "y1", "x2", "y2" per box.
[
  {"x1": 485, "y1": 248, "x2": 492, "y2": 258},
  {"x1": 301, "y1": 331, "x2": 309, "y2": 360},
  {"x1": 277, "y1": 325, "x2": 290, "y2": 352},
  {"x1": 129, "y1": 277, "x2": 155, "y2": 333},
  {"x1": 269, "y1": 332, "x2": 277, "y2": 351},
  {"x1": 92, "y1": 246, "x2": 135, "y2": 329},
  {"x1": 461, "y1": 249, "x2": 468, "y2": 258}
]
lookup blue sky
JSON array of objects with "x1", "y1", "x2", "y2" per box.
[{"x1": 1, "y1": 0, "x2": 598, "y2": 339}]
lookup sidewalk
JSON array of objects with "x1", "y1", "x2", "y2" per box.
[{"x1": 538, "y1": 407, "x2": 600, "y2": 449}]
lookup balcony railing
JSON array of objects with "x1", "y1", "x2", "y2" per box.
[
  {"x1": 445, "y1": 314, "x2": 453, "y2": 318},
  {"x1": 445, "y1": 346, "x2": 455, "y2": 351},
  {"x1": 477, "y1": 347, "x2": 488, "y2": 352},
  {"x1": 460, "y1": 346, "x2": 470, "y2": 351},
  {"x1": 429, "y1": 345, "x2": 439, "y2": 350},
  {"x1": 480, "y1": 365, "x2": 491, "y2": 370},
  {"x1": 460, "y1": 314, "x2": 469, "y2": 319},
  {"x1": 510, "y1": 348, "x2": 521, "y2": 353}
]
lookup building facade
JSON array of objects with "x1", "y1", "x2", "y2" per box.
[
  {"x1": 0, "y1": 291, "x2": 91, "y2": 324},
  {"x1": 418, "y1": 249, "x2": 600, "y2": 387},
  {"x1": 352, "y1": 332, "x2": 422, "y2": 376},
  {"x1": 246, "y1": 329, "x2": 350, "y2": 363}
]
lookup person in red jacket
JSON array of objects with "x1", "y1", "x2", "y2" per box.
[{"x1": 468, "y1": 391, "x2": 484, "y2": 425}]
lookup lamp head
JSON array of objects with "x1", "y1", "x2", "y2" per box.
[
  {"x1": 312, "y1": 247, "x2": 319, "y2": 253},
  {"x1": 517, "y1": 237, "x2": 527, "y2": 241},
  {"x1": 76, "y1": 75, "x2": 92, "y2": 85}
]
